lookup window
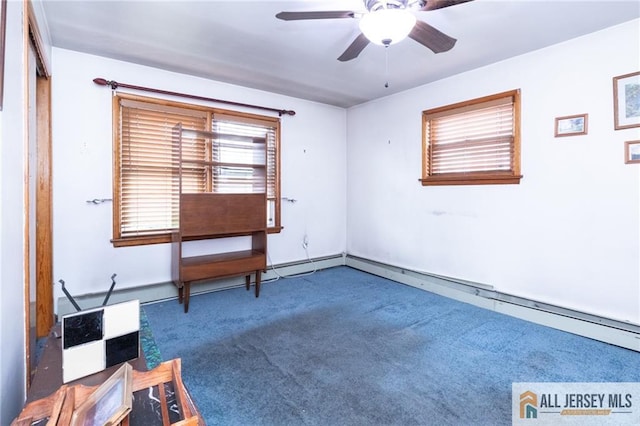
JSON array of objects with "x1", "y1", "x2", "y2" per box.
[
  {"x1": 113, "y1": 94, "x2": 281, "y2": 247},
  {"x1": 421, "y1": 89, "x2": 522, "y2": 186}
]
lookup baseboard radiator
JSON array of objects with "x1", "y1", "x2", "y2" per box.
[
  {"x1": 345, "y1": 255, "x2": 640, "y2": 352},
  {"x1": 57, "y1": 252, "x2": 639, "y2": 352},
  {"x1": 56, "y1": 254, "x2": 346, "y2": 316}
]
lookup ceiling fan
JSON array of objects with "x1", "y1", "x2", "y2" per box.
[{"x1": 276, "y1": 0, "x2": 472, "y2": 62}]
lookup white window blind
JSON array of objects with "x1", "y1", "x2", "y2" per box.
[
  {"x1": 422, "y1": 90, "x2": 521, "y2": 186},
  {"x1": 212, "y1": 114, "x2": 278, "y2": 226},
  {"x1": 427, "y1": 100, "x2": 514, "y2": 174},
  {"x1": 211, "y1": 119, "x2": 268, "y2": 194}
]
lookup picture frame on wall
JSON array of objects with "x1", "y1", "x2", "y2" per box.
[
  {"x1": 613, "y1": 71, "x2": 640, "y2": 130},
  {"x1": 554, "y1": 114, "x2": 588, "y2": 137},
  {"x1": 624, "y1": 140, "x2": 640, "y2": 164}
]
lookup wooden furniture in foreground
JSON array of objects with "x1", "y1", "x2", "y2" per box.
[
  {"x1": 12, "y1": 358, "x2": 203, "y2": 425},
  {"x1": 171, "y1": 125, "x2": 268, "y2": 313}
]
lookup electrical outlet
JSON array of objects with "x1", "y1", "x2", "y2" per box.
[{"x1": 302, "y1": 235, "x2": 309, "y2": 249}]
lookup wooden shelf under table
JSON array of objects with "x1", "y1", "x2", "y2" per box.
[{"x1": 180, "y1": 249, "x2": 265, "y2": 283}]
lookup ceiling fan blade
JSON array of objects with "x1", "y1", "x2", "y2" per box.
[
  {"x1": 409, "y1": 20, "x2": 457, "y2": 53},
  {"x1": 337, "y1": 33, "x2": 370, "y2": 62},
  {"x1": 420, "y1": 0, "x2": 473, "y2": 11},
  {"x1": 276, "y1": 11, "x2": 355, "y2": 21}
]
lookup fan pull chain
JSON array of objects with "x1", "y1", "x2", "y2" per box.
[{"x1": 384, "y1": 44, "x2": 389, "y2": 88}]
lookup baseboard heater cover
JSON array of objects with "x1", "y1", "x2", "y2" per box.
[
  {"x1": 345, "y1": 254, "x2": 639, "y2": 352},
  {"x1": 56, "y1": 254, "x2": 345, "y2": 316}
]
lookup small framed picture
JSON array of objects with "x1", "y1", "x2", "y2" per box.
[
  {"x1": 70, "y1": 363, "x2": 133, "y2": 426},
  {"x1": 625, "y1": 140, "x2": 640, "y2": 164},
  {"x1": 554, "y1": 114, "x2": 588, "y2": 137},
  {"x1": 613, "y1": 71, "x2": 640, "y2": 130}
]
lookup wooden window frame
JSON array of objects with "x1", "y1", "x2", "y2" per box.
[
  {"x1": 420, "y1": 89, "x2": 522, "y2": 186},
  {"x1": 112, "y1": 93, "x2": 282, "y2": 247}
]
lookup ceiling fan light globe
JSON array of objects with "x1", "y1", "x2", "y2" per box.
[{"x1": 359, "y1": 8, "x2": 417, "y2": 46}]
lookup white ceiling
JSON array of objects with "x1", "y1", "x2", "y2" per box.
[{"x1": 40, "y1": 0, "x2": 640, "y2": 108}]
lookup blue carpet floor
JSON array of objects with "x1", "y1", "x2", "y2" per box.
[{"x1": 142, "y1": 266, "x2": 640, "y2": 425}]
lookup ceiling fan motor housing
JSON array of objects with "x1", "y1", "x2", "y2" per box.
[
  {"x1": 360, "y1": 1, "x2": 418, "y2": 45},
  {"x1": 364, "y1": 0, "x2": 421, "y2": 12}
]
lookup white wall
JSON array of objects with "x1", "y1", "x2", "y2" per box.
[
  {"x1": 347, "y1": 19, "x2": 640, "y2": 325},
  {"x1": 50, "y1": 49, "x2": 347, "y2": 303},
  {"x1": 0, "y1": 1, "x2": 27, "y2": 423}
]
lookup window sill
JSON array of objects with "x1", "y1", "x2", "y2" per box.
[
  {"x1": 112, "y1": 234, "x2": 172, "y2": 247},
  {"x1": 268, "y1": 226, "x2": 284, "y2": 234},
  {"x1": 420, "y1": 174, "x2": 523, "y2": 186}
]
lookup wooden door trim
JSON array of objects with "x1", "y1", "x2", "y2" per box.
[
  {"x1": 24, "y1": 0, "x2": 54, "y2": 340},
  {"x1": 35, "y1": 75, "x2": 53, "y2": 337}
]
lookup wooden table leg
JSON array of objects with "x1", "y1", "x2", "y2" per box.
[
  {"x1": 255, "y1": 270, "x2": 261, "y2": 298},
  {"x1": 178, "y1": 285, "x2": 183, "y2": 304},
  {"x1": 184, "y1": 282, "x2": 191, "y2": 313},
  {"x1": 245, "y1": 275, "x2": 250, "y2": 291}
]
